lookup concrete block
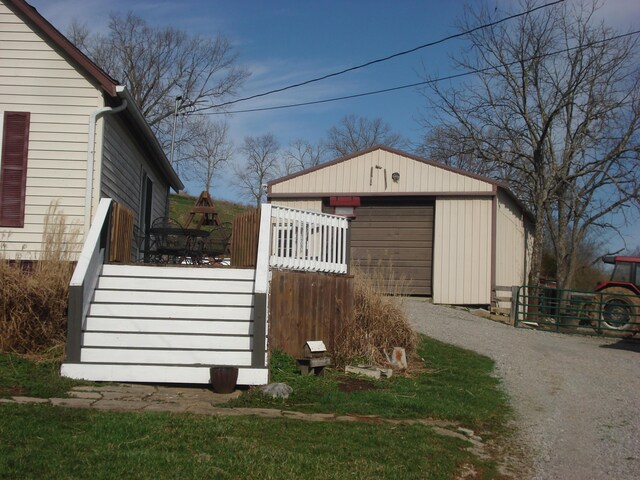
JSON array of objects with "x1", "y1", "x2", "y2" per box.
[{"x1": 345, "y1": 365, "x2": 381, "y2": 379}]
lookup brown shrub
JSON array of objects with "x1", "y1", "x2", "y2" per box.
[
  {"x1": 0, "y1": 202, "x2": 79, "y2": 356},
  {"x1": 333, "y1": 264, "x2": 417, "y2": 367}
]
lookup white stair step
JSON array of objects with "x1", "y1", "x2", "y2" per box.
[
  {"x1": 80, "y1": 348, "x2": 252, "y2": 366},
  {"x1": 87, "y1": 304, "x2": 253, "y2": 321},
  {"x1": 96, "y1": 276, "x2": 255, "y2": 294},
  {"x1": 92, "y1": 290, "x2": 254, "y2": 307},
  {"x1": 85, "y1": 317, "x2": 253, "y2": 335},
  {"x1": 61, "y1": 363, "x2": 268, "y2": 385},
  {"x1": 101, "y1": 264, "x2": 256, "y2": 281},
  {"x1": 82, "y1": 332, "x2": 252, "y2": 350}
]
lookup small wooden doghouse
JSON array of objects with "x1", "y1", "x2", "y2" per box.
[{"x1": 296, "y1": 341, "x2": 332, "y2": 375}]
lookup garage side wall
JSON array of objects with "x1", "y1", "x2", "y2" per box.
[
  {"x1": 495, "y1": 190, "x2": 528, "y2": 289},
  {"x1": 268, "y1": 198, "x2": 323, "y2": 212},
  {"x1": 433, "y1": 197, "x2": 492, "y2": 305}
]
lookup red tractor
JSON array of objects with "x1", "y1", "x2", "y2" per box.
[{"x1": 594, "y1": 256, "x2": 640, "y2": 336}]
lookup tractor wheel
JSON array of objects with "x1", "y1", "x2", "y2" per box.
[{"x1": 597, "y1": 287, "x2": 640, "y2": 337}]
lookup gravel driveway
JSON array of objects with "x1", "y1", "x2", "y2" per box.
[{"x1": 403, "y1": 298, "x2": 639, "y2": 480}]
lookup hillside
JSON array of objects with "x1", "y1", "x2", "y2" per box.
[{"x1": 168, "y1": 193, "x2": 251, "y2": 226}]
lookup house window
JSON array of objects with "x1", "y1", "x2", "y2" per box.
[{"x1": 0, "y1": 112, "x2": 30, "y2": 227}]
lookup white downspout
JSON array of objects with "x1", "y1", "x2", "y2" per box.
[{"x1": 84, "y1": 99, "x2": 127, "y2": 234}]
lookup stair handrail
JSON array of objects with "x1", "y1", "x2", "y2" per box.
[
  {"x1": 268, "y1": 205, "x2": 350, "y2": 274},
  {"x1": 66, "y1": 198, "x2": 113, "y2": 363}
]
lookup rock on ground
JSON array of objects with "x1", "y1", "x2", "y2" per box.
[{"x1": 259, "y1": 383, "x2": 293, "y2": 399}]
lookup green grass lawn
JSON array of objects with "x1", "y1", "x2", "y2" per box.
[
  {"x1": 227, "y1": 336, "x2": 509, "y2": 433},
  {"x1": 0, "y1": 352, "x2": 89, "y2": 399},
  {"x1": 0, "y1": 335, "x2": 511, "y2": 479},
  {"x1": 0, "y1": 404, "x2": 495, "y2": 479}
]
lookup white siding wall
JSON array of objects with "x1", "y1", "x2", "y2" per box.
[
  {"x1": 100, "y1": 114, "x2": 169, "y2": 229},
  {"x1": 433, "y1": 197, "x2": 492, "y2": 305},
  {"x1": 495, "y1": 190, "x2": 528, "y2": 289},
  {"x1": 0, "y1": 3, "x2": 102, "y2": 259},
  {"x1": 271, "y1": 149, "x2": 493, "y2": 195}
]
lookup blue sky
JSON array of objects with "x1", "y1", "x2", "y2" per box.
[
  {"x1": 28, "y1": 0, "x2": 640, "y2": 251},
  {"x1": 31, "y1": 1, "x2": 473, "y2": 144}
]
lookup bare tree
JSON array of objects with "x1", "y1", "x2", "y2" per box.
[
  {"x1": 233, "y1": 134, "x2": 280, "y2": 207},
  {"x1": 66, "y1": 18, "x2": 91, "y2": 52},
  {"x1": 417, "y1": 124, "x2": 512, "y2": 177},
  {"x1": 279, "y1": 139, "x2": 325, "y2": 176},
  {"x1": 68, "y1": 13, "x2": 248, "y2": 149},
  {"x1": 423, "y1": 0, "x2": 640, "y2": 289},
  {"x1": 181, "y1": 118, "x2": 232, "y2": 194},
  {"x1": 325, "y1": 115, "x2": 406, "y2": 158}
]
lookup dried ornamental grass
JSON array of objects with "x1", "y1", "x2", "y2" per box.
[
  {"x1": 333, "y1": 264, "x2": 417, "y2": 367},
  {"x1": 0, "y1": 201, "x2": 79, "y2": 355}
]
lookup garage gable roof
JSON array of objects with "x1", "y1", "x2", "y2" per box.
[
  {"x1": 270, "y1": 145, "x2": 503, "y2": 191},
  {"x1": 268, "y1": 145, "x2": 532, "y2": 222},
  {"x1": 4, "y1": 0, "x2": 183, "y2": 191}
]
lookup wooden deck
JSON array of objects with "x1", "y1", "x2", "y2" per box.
[{"x1": 63, "y1": 198, "x2": 350, "y2": 386}]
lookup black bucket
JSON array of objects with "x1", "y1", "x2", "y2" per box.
[{"x1": 209, "y1": 366, "x2": 238, "y2": 394}]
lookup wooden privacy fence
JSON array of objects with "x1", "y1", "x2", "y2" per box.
[
  {"x1": 108, "y1": 202, "x2": 134, "y2": 263},
  {"x1": 231, "y1": 208, "x2": 260, "y2": 267},
  {"x1": 269, "y1": 270, "x2": 354, "y2": 357}
]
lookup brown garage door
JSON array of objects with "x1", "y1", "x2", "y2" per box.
[{"x1": 350, "y1": 201, "x2": 434, "y2": 296}]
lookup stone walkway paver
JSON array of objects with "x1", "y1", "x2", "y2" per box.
[{"x1": 1, "y1": 383, "x2": 487, "y2": 457}]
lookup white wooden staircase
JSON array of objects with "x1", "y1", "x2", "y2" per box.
[{"x1": 62, "y1": 264, "x2": 268, "y2": 385}]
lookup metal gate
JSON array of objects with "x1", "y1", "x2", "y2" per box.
[{"x1": 514, "y1": 285, "x2": 639, "y2": 338}]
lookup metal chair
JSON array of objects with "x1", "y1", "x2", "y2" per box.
[
  {"x1": 200, "y1": 222, "x2": 232, "y2": 265},
  {"x1": 148, "y1": 217, "x2": 188, "y2": 264}
]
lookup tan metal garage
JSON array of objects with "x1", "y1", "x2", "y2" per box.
[{"x1": 267, "y1": 146, "x2": 533, "y2": 307}]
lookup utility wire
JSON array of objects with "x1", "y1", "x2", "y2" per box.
[
  {"x1": 203, "y1": 0, "x2": 566, "y2": 111},
  {"x1": 192, "y1": 29, "x2": 640, "y2": 116}
]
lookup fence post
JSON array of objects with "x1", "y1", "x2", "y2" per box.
[
  {"x1": 345, "y1": 218, "x2": 352, "y2": 274},
  {"x1": 66, "y1": 286, "x2": 83, "y2": 363},
  {"x1": 510, "y1": 285, "x2": 519, "y2": 325},
  {"x1": 252, "y1": 204, "x2": 272, "y2": 368}
]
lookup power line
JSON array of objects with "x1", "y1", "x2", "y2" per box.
[
  {"x1": 201, "y1": 0, "x2": 566, "y2": 112},
  {"x1": 193, "y1": 29, "x2": 640, "y2": 116}
]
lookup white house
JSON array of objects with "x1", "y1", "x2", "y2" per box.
[{"x1": 0, "y1": 0, "x2": 182, "y2": 260}]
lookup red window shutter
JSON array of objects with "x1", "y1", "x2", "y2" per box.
[{"x1": 0, "y1": 112, "x2": 30, "y2": 227}]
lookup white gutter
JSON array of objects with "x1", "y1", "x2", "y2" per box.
[{"x1": 84, "y1": 98, "x2": 127, "y2": 234}]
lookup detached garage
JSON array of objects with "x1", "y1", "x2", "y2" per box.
[{"x1": 267, "y1": 145, "x2": 533, "y2": 307}]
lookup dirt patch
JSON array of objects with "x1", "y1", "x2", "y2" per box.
[
  {"x1": 454, "y1": 462, "x2": 481, "y2": 479},
  {"x1": 337, "y1": 377, "x2": 378, "y2": 393},
  {"x1": 1, "y1": 385, "x2": 27, "y2": 397}
]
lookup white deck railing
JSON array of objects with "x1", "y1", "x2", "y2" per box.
[{"x1": 266, "y1": 205, "x2": 349, "y2": 274}]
